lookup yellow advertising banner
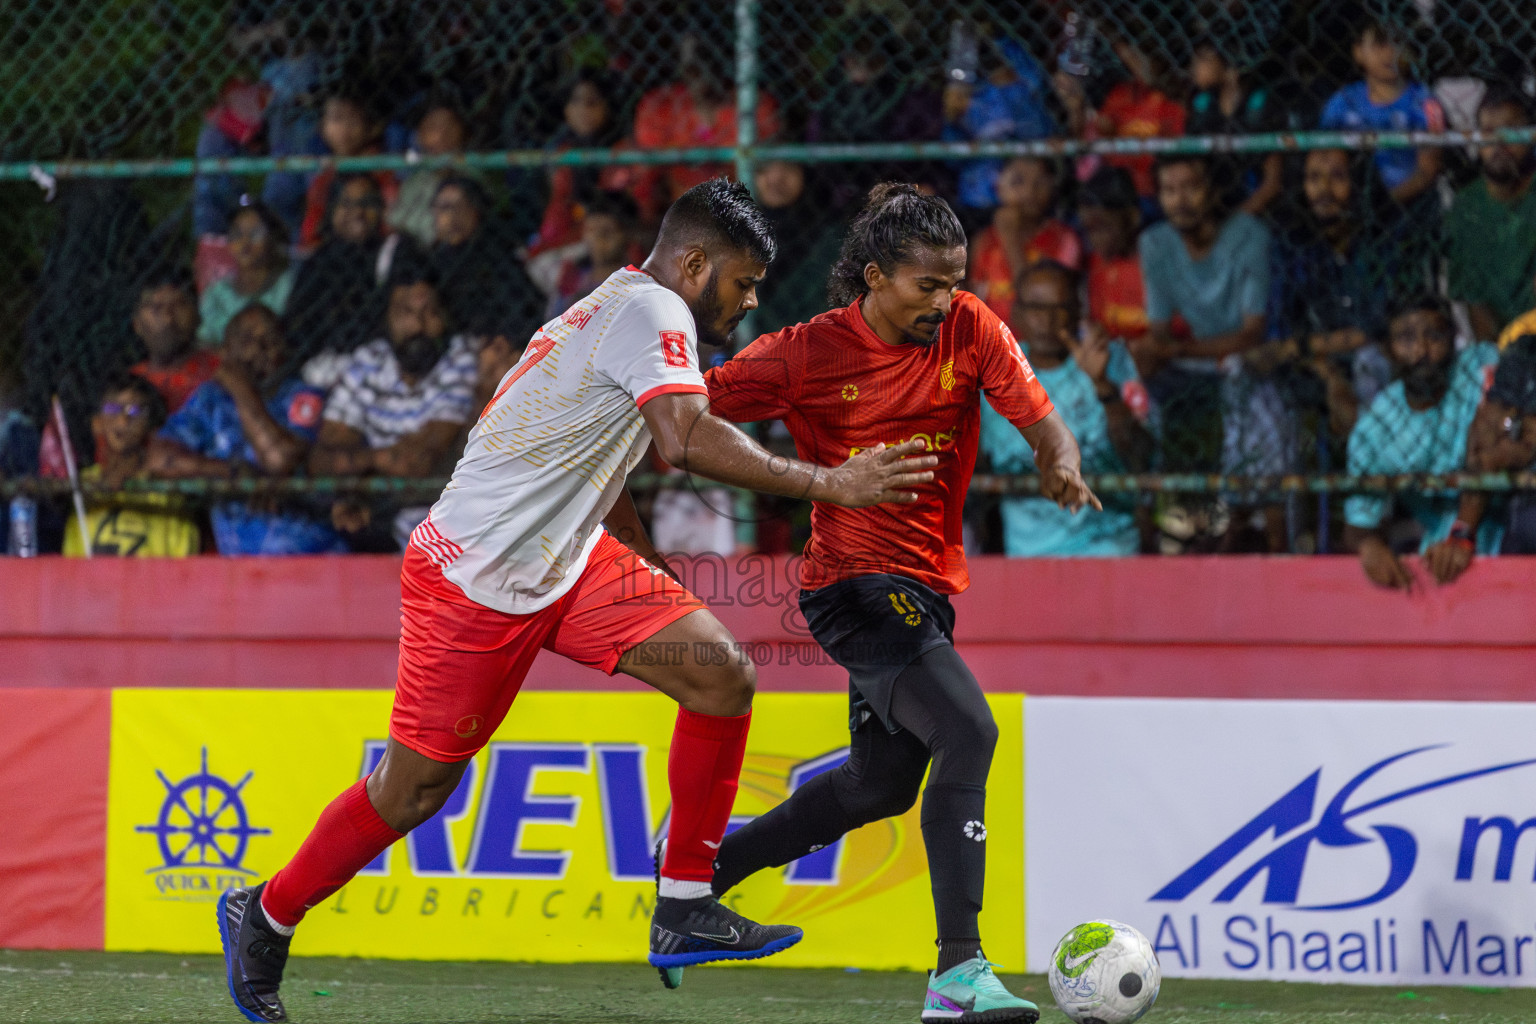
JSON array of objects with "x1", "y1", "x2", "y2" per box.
[{"x1": 105, "y1": 689, "x2": 1023, "y2": 969}]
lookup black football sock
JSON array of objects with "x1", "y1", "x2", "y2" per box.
[
  {"x1": 936, "y1": 939, "x2": 985, "y2": 975},
  {"x1": 710, "y1": 769, "x2": 852, "y2": 895},
  {"x1": 921, "y1": 781, "x2": 988, "y2": 946}
]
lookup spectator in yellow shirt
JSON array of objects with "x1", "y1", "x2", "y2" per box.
[{"x1": 65, "y1": 375, "x2": 199, "y2": 557}]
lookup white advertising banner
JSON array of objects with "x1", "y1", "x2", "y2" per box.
[{"x1": 1025, "y1": 697, "x2": 1536, "y2": 986}]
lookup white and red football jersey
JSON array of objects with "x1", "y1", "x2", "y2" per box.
[{"x1": 411, "y1": 266, "x2": 705, "y2": 614}]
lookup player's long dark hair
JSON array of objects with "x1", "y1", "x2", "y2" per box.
[{"x1": 827, "y1": 183, "x2": 967, "y2": 308}]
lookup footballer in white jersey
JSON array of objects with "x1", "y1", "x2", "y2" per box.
[{"x1": 219, "y1": 180, "x2": 939, "y2": 1024}]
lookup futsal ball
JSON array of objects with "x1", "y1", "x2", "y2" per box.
[{"x1": 1047, "y1": 919, "x2": 1160, "y2": 1024}]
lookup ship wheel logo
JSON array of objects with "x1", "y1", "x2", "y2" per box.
[{"x1": 136, "y1": 747, "x2": 270, "y2": 873}]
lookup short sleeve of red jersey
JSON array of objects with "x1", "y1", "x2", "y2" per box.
[
  {"x1": 703, "y1": 326, "x2": 799, "y2": 423},
  {"x1": 966, "y1": 294, "x2": 1055, "y2": 429},
  {"x1": 596, "y1": 289, "x2": 708, "y2": 408}
]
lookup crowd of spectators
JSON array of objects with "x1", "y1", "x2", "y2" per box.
[{"x1": 6, "y1": 3, "x2": 1536, "y2": 587}]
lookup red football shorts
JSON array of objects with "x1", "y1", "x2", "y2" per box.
[{"x1": 391, "y1": 531, "x2": 704, "y2": 761}]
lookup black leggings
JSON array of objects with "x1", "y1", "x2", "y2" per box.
[{"x1": 712, "y1": 644, "x2": 998, "y2": 940}]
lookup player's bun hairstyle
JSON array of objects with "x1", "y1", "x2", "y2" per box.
[
  {"x1": 657, "y1": 178, "x2": 777, "y2": 267},
  {"x1": 828, "y1": 183, "x2": 967, "y2": 308}
]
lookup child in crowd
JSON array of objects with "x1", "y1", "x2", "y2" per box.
[
  {"x1": 199, "y1": 201, "x2": 295, "y2": 347},
  {"x1": 1060, "y1": 33, "x2": 1184, "y2": 202},
  {"x1": 1319, "y1": 18, "x2": 1443, "y2": 206},
  {"x1": 967, "y1": 156, "x2": 1081, "y2": 325},
  {"x1": 1078, "y1": 165, "x2": 1166, "y2": 345},
  {"x1": 542, "y1": 192, "x2": 642, "y2": 319},
  {"x1": 1186, "y1": 39, "x2": 1285, "y2": 216},
  {"x1": 65, "y1": 374, "x2": 199, "y2": 557},
  {"x1": 531, "y1": 72, "x2": 627, "y2": 255},
  {"x1": 299, "y1": 91, "x2": 400, "y2": 251},
  {"x1": 389, "y1": 100, "x2": 471, "y2": 247}
]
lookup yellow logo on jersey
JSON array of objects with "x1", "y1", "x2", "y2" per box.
[
  {"x1": 848, "y1": 421, "x2": 962, "y2": 460},
  {"x1": 841, "y1": 384, "x2": 859, "y2": 401},
  {"x1": 940, "y1": 360, "x2": 955, "y2": 391},
  {"x1": 888, "y1": 592, "x2": 922, "y2": 626}
]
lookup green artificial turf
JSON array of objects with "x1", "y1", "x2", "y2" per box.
[{"x1": 1, "y1": 949, "x2": 1533, "y2": 1023}]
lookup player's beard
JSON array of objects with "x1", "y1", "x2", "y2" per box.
[
  {"x1": 692, "y1": 269, "x2": 746, "y2": 348},
  {"x1": 904, "y1": 313, "x2": 946, "y2": 347}
]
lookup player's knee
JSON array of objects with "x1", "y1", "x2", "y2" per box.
[
  {"x1": 715, "y1": 657, "x2": 757, "y2": 713},
  {"x1": 833, "y1": 759, "x2": 922, "y2": 824},
  {"x1": 682, "y1": 656, "x2": 755, "y2": 717},
  {"x1": 930, "y1": 711, "x2": 997, "y2": 785},
  {"x1": 369, "y1": 749, "x2": 467, "y2": 832},
  {"x1": 864, "y1": 777, "x2": 922, "y2": 821}
]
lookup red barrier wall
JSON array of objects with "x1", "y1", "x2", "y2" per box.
[
  {"x1": 1, "y1": 555, "x2": 1532, "y2": 698},
  {"x1": 0, "y1": 689, "x2": 110, "y2": 949},
  {"x1": 2, "y1": 555, "x2": 1531, "y2": 950}
]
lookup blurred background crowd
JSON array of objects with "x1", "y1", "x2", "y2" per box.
[{"x1": 2, "y1": 0, "x2": 1535, "y2": 583}]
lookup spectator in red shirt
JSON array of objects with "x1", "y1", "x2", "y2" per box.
[
  {"x1": 531, "y1": 71, "x2": 628, "y2": 256},
  {"x1": 129, "y1": 270, "x2": 220, "y2": 413},
  {"x1": 1078, "y1": 166, "x2": 1150, "y2": 343},
  {"x1": 1059, "y1": 34, "x2": 1185, "y2": 200},
  {"x1": 299, "y1": 90, "x2": 400, "y2": 252},
  {"x1": 541, "y1": 191, "x2": 642, "y2": 320},
  {"x1": 625, "y1": 55, "x2": 780, "y2": 224},
  {"x1": 967, "y1": 157, "x2": 1082, "y2": 324}
]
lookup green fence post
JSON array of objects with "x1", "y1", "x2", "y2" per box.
[{"x1": 735, "y1": 0, "x2": 760, "y2": 191}]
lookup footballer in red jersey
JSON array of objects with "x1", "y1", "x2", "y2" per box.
[
  {"x1": 701, "y1": 184, "x2": 1099, "y2": 1023},
  {"x1": 214, "y1": 181, "x2": 939, "y2": 1023}
]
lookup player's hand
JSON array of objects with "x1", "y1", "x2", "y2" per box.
[
  {"x1": 1424, "y1": 537, "x2": 1474, "y2": 586},
  {"x1": 1359, "y1": 536, "x2": 1414, "y2": 591},
  {"x1": 1040, "y1": 464, "x2": 1102, "y2": 513},
  {"x1": 821, "y1": 439, "x2": 938, "y2": 508}
]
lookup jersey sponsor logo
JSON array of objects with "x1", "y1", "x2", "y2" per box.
[
  {"x1": 849, "y1": 421, "x2": 963, "y2": 460},
  {"x1": 888, "y1": 592, "x2": 922, "y2": 626},
  {"x1": 287, "y1": 391, "x2": 322, "y2": 429},
  {"x1": 660, "y1": 330, "x2": 690, "y2": 368},
  {"x1": 940, "y1": 360, "x2": 956, "y2": 391},
  {"x1": 841, "y1": 384, "x2": 859, "y2": 401}
]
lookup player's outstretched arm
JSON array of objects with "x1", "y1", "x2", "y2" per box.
[
  {"x1": 1021, "y1": 410, "x2": 1103, "y2": 513},
  {"x1": 642, "y1": 392, "x2": 937, "y2": 508}
]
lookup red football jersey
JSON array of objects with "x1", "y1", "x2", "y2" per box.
[
  {"x1": 705, "y1": 290, "x2": 1054, "y2": 595},
  {"x1": 969, "y1": 220, "x2": 1084, "y2": 326}
]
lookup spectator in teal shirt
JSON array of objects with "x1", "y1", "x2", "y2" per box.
[
  {"x1": 1345, "y1": 296, "x2": 1500, "y2": 589},
  {"x1": 199, "y1": 201, "x2": 295, "y2": 347},
  {"x1": 980, "y1": 261, "x2": 1156, "y2": 555}
]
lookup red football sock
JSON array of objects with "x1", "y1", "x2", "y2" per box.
[
  {"x1": 261, "y1": 777, "x2": 403, "y2": 928},
  {"x1": 661, "y1": 708, "x2": 751, "y2": 883}
]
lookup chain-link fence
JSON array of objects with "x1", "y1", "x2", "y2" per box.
[{"x1": 3, "y1": 0, "x2": 1535, "y2": 556}]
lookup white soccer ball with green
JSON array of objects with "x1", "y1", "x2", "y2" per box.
[{"x1": 1047, "y1": 919, "x2": 1161, "y2": 1023}]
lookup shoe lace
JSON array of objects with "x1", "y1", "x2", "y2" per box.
[
  {"x1": 960, "y1": 958, "x2": 1013, "y2": 996},
  {"x1": 247, "y1": 939, "x2": 287, "y2": 971}
]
